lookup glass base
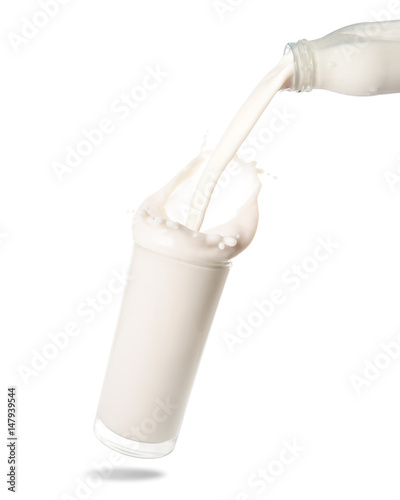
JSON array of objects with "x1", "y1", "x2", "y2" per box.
[{"x1": 93, "y1": 416, "x2": 177, "y2": 459}]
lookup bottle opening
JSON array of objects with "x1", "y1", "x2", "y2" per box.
[{"x1": 284, "y1": 39, "x2": 314, "y2": 92}]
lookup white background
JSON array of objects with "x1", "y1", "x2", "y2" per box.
[{"x1": 1, "y1": 1, "x2": 400, "y2": 499}]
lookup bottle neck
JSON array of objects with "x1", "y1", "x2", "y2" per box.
[{"x1": 284, "y1": 39, "x2": 314, "y2": 92}]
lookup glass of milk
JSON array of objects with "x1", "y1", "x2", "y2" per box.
[{"x1": 94, "y1": 243, "x2": 230, "y2": 458}]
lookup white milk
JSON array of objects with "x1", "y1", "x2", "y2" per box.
[
  {"x1": 95, "y1": 20, "x2": 400, "y2": 458},
  {"x1": 96, "y1": 246, "x2": 229, "y2": 454},
  {"x1": 186, "y1": 53, "x2": 294, "y2": 231}
]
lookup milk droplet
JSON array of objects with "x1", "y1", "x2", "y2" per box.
[
  {"x1": 218, "y1": 242, "x2": 226, "y2": 250},
  {"x1": 223, "y1": 236, "x2": 237, "y2": 247}
]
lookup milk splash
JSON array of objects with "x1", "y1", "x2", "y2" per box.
[{"x1": 133, "y1": 53, "x2": 294, "y2": 264}]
